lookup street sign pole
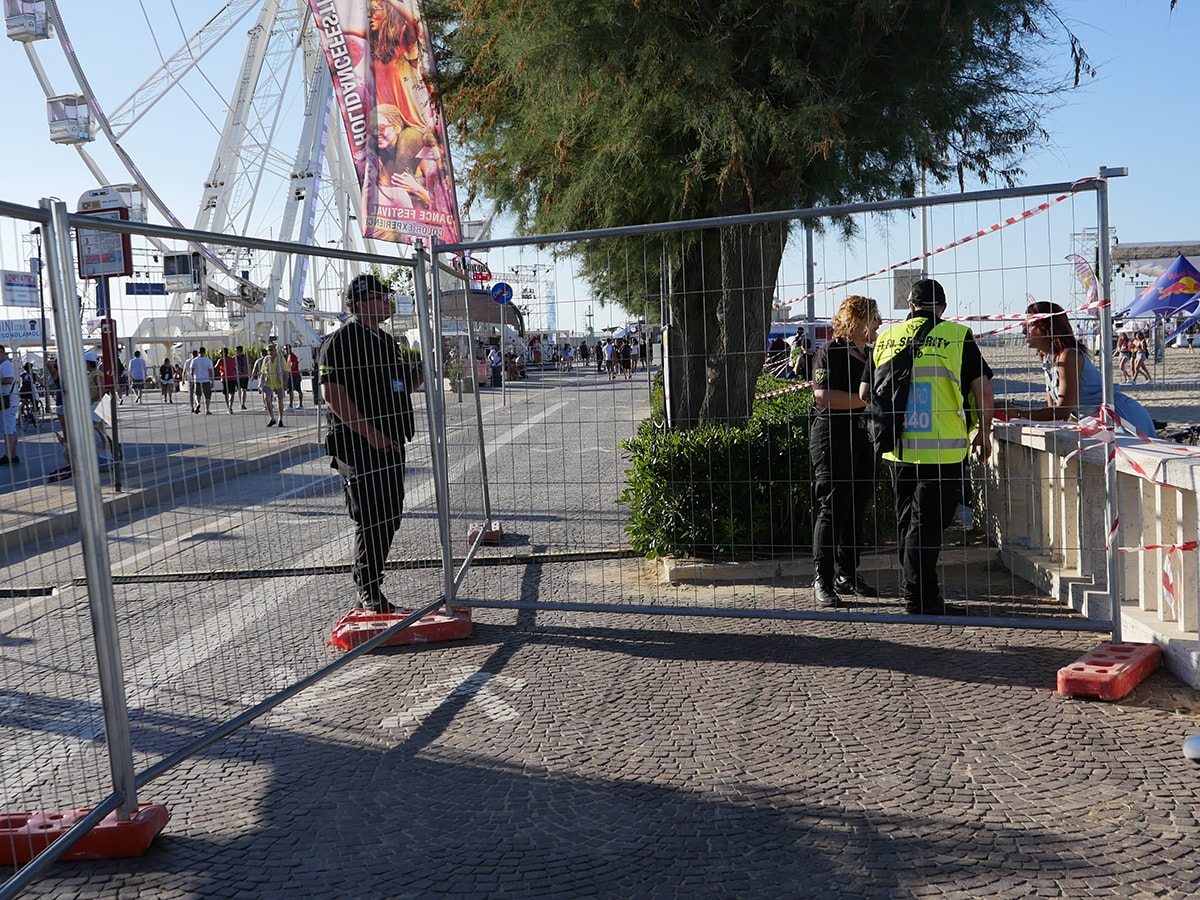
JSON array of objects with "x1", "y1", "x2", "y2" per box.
[
  {"x1": 77, "y1": 188, "x2": 132, "y2": 491},
  {"x1": 99, "y1": 302, "x2": 122, "y2": 491},
  {"x1": 491, "y1": 282, "x2": 513, "y2": 406}
]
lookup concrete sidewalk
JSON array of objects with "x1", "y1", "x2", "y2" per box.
[
  {"x1": 0, "y1": 424, "x2": 320, "y2": 555},
  {"x1": 2, "y1": 383, "x2": 1199, "y2": 895},
  {"x1": 12, "y1": 608, "x2": 1200, "y2": 897}
]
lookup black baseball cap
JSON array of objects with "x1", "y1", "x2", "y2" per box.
[
  {"x1": 909, "y1": 279, "x2": 946, "y2": 308},
  {"x1": 346, "y1": 273, "x2": 390, "y2": 304}
]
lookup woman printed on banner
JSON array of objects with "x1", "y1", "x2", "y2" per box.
[
  {"x1": 323, "y1": 0, "x2": 431, "y2": 184},
  {"x1": 362, "y1": 104, "x2": 429, "y2": 242},
  {"x1": 342, "y1": 0, "x2": 431, "y2": 131},
  {"x1": 372, "y1": 104, "x2": 432, "y2": 208},
  {"x1": 415, "y1": 124, "x2": 457, "y2": 225},
  {"x1": 999, "y1": 300, "x2": 1156, "y2": 436}
]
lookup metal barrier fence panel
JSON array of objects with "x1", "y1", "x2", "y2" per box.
[
  {"x1": 0, "y1": 202, "x2": 457, "y2": 888},
  {"x1": 6, "y1": 174, "x2": 1200, "y2": 889},
  {"x1": 432, "y1": 179, "x2": 1170, "y2": 633},
  {"x1": 1, "y1": 202, "x2": 125, "y2": 882}
]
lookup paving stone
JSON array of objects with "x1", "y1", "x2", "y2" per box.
[{"x1": 8, "y1": 609, "x2": 1200, "y2": 896}]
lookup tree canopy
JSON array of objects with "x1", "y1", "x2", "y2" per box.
[{"x1": 429, "y1": 0, "x2": 1086, "y2": 426}]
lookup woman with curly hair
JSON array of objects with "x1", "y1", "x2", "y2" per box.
[{"x1": 810, "y1": 295, "x2": 882, "y2": 608}]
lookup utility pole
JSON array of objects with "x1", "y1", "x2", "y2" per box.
[{"x1": 30, "y1": 227, "x2": 49, "y2": 367}]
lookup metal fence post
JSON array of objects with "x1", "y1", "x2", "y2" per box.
[
  {"x1": 414, "y1": 243, "x2": 456, "y2": 609},
  {"x1": 40, "y1": 198, "x2": 139, "y2": 817},
  {"x1": 1095, "y1": 169, "x2": 1123, "y2": 644}
]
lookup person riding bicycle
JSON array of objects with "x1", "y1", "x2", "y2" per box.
[
  {"x1": 19, "y1": 362, "x2": 38, "y2": 406},
  {"x1": 17, "y1": 363, "x2": 41, "y2": 429}
]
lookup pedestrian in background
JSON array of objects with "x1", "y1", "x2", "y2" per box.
[
  {"x1": 183, "y1": 350, "x2": 198, "y2": 411},
  {"x1": 253, "y1": 344, "x2": 287, "y2": 427},
  {"x1": 160, "y1": 357, "x2": 175, "y2": 402},
  {"x1": 192, "y1": 347, "x2": 215, "y2": 414},
  {"x1": 0, "y1": 344, "x2": 19, "y2": 465},
  {"x1": 235, "y1": 345, "x2": 251, "y2": 410},
  {"x1": 128, "y1": 350, "x2": 147, "y2": 403},
  {"x1": 1115, "y1": 331, "x2": 1132, "y2": 382},
  {"x1": 216, "y1": 348, "x2": 238, "y2": 412},
  {"x1": 1131, "y1": 329, "x2": 1152, "y2": 383},
  {"x1": 284, "y1": 344, "x2": 304, "y2": 409}
]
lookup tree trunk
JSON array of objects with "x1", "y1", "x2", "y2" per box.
[{"x1": 666, "y1": 220, "x2": 787, "y2": 429}]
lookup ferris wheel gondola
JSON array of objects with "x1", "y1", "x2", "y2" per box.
[{"x1": 8, "y1": 0, "x2": 386, "y2": 352}]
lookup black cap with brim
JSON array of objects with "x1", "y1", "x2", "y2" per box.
[
  {"x1": 346, "y1": 273, "x2": 390, "y2": 304},
  {"x1": 909, "y1": 278, "x2": 946, "y2": 308}
]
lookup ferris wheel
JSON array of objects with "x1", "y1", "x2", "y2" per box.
[{"x1": 6, "y1": 0, "x2": 382, "y2": 337}]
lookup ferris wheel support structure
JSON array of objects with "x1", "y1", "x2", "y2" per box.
[
  {"x1": 31, "y1": 0, "x2": 369, "y2": 338},
  {"x1": 105, "y1": 1, "x2": 263, "y2": 140},
  {"x1": 40, "y1": 0, "x2": 258, "y2": 312}
]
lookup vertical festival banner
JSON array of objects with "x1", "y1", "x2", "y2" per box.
[
  {"x1": 309, "y1": 0, "x2": 462, "y2": 244},
  {"x1": 1066, "y1": 253, "x2": 1099, "y2": 312}
]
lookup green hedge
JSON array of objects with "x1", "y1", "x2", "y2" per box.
[{"x1": 619, "y1": 374, "x2": 817, "y2": 560}]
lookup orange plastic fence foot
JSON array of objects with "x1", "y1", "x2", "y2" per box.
[
  {"x1": 328, "y1": 606, "x2": 472, "y2": 651},
  {"x1": 1057, "y1": 641, "x2": 1162, "y2": 701},
  {"x1": 0, "y1": 803, "x2": 169, "y2": 865}
]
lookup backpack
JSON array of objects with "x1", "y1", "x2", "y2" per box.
[{"x1": 864, "y1": 317, "x2": 939, "y2": 458}]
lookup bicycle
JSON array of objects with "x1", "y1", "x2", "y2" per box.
[{"x1": 18, "y1": 395, "x2": 43, "y2": 433}]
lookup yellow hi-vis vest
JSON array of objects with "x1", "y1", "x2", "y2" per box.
[{"x1": 873, "y1": 317, "x2": 973, "y2": 464}]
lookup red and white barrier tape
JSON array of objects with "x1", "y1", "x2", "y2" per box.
[
  {"x1": 756, "y1": 380, "x2": 814, "y2": 400},
  {"x1": 774, "y1": 188, "x2": 1083, "y2": 311},
  {"x1": 1059, "y1": 405, "x2": 1160, "y2": 485},
  {"x1": 1042, "y1": 404, "x2": 1198, "y2": 608},
  {"x1": 1118, "y1": 540, "x2": 1198, "y2": 619}
]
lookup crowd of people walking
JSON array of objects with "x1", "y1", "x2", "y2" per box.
[{"x1": 479, "y1": 333, "x2": 649, "y2": 385}]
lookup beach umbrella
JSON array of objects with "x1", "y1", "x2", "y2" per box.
[{"x1": 1123, "y1": 254, "x2": 1200, "y2": 317}]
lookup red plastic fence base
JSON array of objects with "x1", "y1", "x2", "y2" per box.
[
  {"x1": 467, "y1": 520, "x2": 504, "y2": 545},
  {"x1": 328, "y1": 606, "x2": 473, "y2": 651},
  {"x1": 0, "y1": 803, "x2": 169, "y2": 865},
  {"x1": 1057, "y1": 641, "x2": 1162, "y2": 701}
]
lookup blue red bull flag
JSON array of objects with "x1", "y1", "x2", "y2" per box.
[
  {"x1": 1124, "y1": 253, "x2": 1200, "y2": 318},
  {"x1": 309, "y1": 0, "x2": 462, "y2": 244}
]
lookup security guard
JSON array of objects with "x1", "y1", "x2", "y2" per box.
[
  {"x1": 810, "y1": 295, "x2": 882, "y2": 608},
  {"x1": 320, "y1": 274, "x2": 420, "y2": 613},
  {"x1": 861, "y1": 279, "x2": 993, "y2": 614}
]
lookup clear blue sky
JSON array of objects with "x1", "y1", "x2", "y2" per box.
[
  {"x1": 0, "y1": 1, "x2": 1195, "y2": 330},
  {"x1": 1017, "y1": 1, "x2": 1198, "y2": 241}
]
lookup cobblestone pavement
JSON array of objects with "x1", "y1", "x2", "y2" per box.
[{"x1": 17, "y1": 605, "x2": 1200, "y2": 898}]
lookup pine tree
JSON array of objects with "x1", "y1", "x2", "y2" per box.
[{"x1": 431, "y1": 0, "x2": 1092, "y2": 426}]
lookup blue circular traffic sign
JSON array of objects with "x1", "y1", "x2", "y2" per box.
[{"x1": 491, "y1": 281, "x2": 513, "y2": 305}]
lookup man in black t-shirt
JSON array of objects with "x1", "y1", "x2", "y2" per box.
[{"x1": 320, "y1": 274, "x2": 420, "y2": 613}]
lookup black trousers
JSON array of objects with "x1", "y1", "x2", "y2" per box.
[
  {"x1": 889, "y1": 459, "x2": 966, "y2": 606},
  {"x1": 341, "y1": 449, "x2": 406, "y2": 598},
  {"x1": 811, "y1": 413, "x2": 875, "y2": 584}
]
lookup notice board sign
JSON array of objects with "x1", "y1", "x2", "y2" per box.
[{"x1": 76, "y1": 207, "x2": 132, "y2": 280}]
